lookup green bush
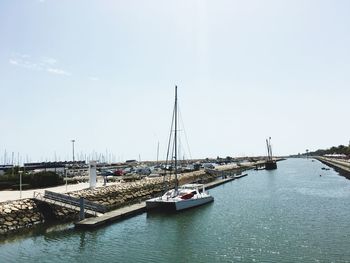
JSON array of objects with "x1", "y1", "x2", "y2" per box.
[
  {"x1": 10, "y1": 184, "x2": 31, "y2": 190},
  {"x1": 0, "y1": 181, "x2": 13, "y2": 190},
  {"x1": 0, "y1": 170, "x2": 64, "y2": 189},
  {"x1": 26, "y1": 171, "x2": 64, "y2": 188}
]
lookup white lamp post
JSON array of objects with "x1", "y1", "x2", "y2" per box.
[
  {"x1": 71, "y1": 139, "x2": 76, "y2": 163},
  {"x1": 65, "y1": 168, "x2": 68, "y2": 192},
  {"x1": 19, "y1": 170, "x2": 23, "y2": 199}
]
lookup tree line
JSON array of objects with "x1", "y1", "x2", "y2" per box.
[{"x1": 309, "y1": 145, "x2": 350, "y2": 157}]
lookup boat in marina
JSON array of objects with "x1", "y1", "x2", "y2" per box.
[
  {"x1": 146, "y1": 183, "x2": 213, "y2": 211},
  {"x1": 265, "y1": 137, "x2": 277, "y2": 170},
  {"x1": 146, "y1": 86, "x2": 214, "y2": 212}
]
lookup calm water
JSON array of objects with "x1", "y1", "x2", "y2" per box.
[{"x1": 1, "y1": 158, "x2": 350, "y2": 263}]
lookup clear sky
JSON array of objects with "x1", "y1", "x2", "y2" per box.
[{"x1": 1, "y1": 0, "x2": 350, "y2": 163}]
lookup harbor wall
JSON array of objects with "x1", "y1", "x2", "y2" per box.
[
  {"x1": 0, "y1": 199, "x2": 78, "y2": 235},
  {"x1": 315, "y1": 157, "x2": 350, "y2": 179},
  {"x1": 0, "y1": 199, "x2": 43, "y2": 234}
]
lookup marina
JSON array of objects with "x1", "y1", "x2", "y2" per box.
[
  {"x1": 1, "y1": 158, "x2": 350, "y2": 262},
  {"x1": 1, "y1": 1, "x2": 350, "y2": 262},
  {"x1": 0, "y1": 160, "x2": 266, "y2": 235}
]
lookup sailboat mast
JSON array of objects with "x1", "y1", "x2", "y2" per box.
[
  {"x1": 174, "y1": 85, "x2": 178, "y2": 192},
  {"x1": 266, "y1": 139, "x2": 271, "y2": 161},
  {"x1": 156, "y1": 141, "x2": 159, "y2": 165}
]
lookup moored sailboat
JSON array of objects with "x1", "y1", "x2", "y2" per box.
[
  {"x1": 265, "y1": 137, "x2": 277, "y2": 170},
  {"x1": 146, "y1": 86, "x2": 214, "y2": 212}
]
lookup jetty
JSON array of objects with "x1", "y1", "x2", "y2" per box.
[
  {"x1": 75, "y1": 202, "x2": 146, "y2": 228},
  {"x1": 75, "y1": 173, "x2": 248, "y2": 229}
]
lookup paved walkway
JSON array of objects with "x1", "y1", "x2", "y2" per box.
[
  {"x1": 0, "y1": 180, "x2": 121, "y2": 203},
  {"x1": 316, "y1": 157, "x2": 350, "y2": 174}
]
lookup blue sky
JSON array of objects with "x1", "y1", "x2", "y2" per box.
[{"x1": 1, "y1": 0, "x2": 350, "y2": 163}]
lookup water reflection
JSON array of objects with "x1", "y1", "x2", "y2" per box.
[
  {"x1": 79, "y1": 231, "x2": 86, "y2": 251},
  {"x1": 0, "y1": 222, "x2": 73, "y2": 245}
]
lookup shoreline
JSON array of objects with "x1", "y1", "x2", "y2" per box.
[
  {"x1": 0, "y1": 159, "x2": 284, "y2": 236},
  {"x1": 314, "y1": 156, "x2": 350, "y2": 180},
  {"x1": 0, "y1": 164, "x2": 249, "y2": 235},
  {"x1": 75, "y1": 175, "x2": 247, "y2": 229}
]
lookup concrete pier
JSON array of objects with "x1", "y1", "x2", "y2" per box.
[{"x1": 75, "y1": 202, "x2": 146, "y2": 228}]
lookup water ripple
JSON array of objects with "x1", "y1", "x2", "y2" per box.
[{"x1": 1, "y1": 159, "x2": 350, "y2": 262}]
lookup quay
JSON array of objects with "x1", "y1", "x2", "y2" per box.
[
  {"x1": 315, "y1": 156, "x2": 350, "y2": 179},
  {"x1": 75, "y1": 173, "x2": 248, "y2": 229},
  {"x1": 205, "y1": 173, "x2": 248, "y2": 190}
]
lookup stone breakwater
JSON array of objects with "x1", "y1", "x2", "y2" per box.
[
  {"x1": 0, "y1": 199, "x2": 79, "y2": 235},
  {"x1": 0, "y1": 199, "x2": 43, "y2": 234},
  {"x1": 0, "y1": 169, "x2": 233, "y2": 235}
]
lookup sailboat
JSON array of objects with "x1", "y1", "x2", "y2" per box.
[
  {"x1": 265, "y1": 137, "x2": 277, "y2": 170},
  {"x1": 146, "y1": 86, "x2": 214, "y2": 211}
]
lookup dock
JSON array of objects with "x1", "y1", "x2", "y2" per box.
[
  {"x1": 75, "y1": 202, "x2": 146, "y2": 228},
  {"x1": 74, "y1": 173, "x2": 248, "y2": 229},
  {"x1": 205, "y1": 174, "x2": 247, "y2": 190}
]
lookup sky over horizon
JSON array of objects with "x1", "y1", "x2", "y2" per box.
[{"x1": 1, "y1": 0, "x2": 350, "y2": 163}]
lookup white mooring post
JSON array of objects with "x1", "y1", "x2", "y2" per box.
[{"x1": 89, "y1": 161, "x2": 97, "y2": 188}]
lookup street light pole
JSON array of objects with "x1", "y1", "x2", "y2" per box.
[
  {"x1": 19, "y1": 170, "x2": 22, "y2": 199},
  {"x1": 71, "y1": 139, "x2": 75, "y2": 163},
  {"x1": 65, "y1": 168, "x2": 68, "y2": 192}
]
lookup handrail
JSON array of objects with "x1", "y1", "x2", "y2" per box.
[
  {"x1": 33, "y1": 191, "x2": 43, "y2": 199},
  {"x1": 33, "y1": 191, "x2": 100, "y2": 216},
  {"x1": 44, "y1": 190, "x2": 107, "y2": 213}
]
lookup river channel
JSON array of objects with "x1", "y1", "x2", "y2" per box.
[{"x1": 0, "y1": 158, "x2": 349, "y2": 262}]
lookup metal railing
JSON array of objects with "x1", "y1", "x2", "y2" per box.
[
  {"x1": 33, "y1": 191, "x2": 101, "y2": 217},
  {"x1": 43, "y1": 190, "x2": 107, "y2": 213}
]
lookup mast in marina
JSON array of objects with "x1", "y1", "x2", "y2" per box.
[{"x1": 174, "y1": 85, "x2": 178, "y2": 193}]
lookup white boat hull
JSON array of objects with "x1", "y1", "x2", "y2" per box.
[
  {"x1": 146, "y1": 195, "x2": 214, "y2": 211},
  {"x1": 175, "y1": 196, "x2": 214, "y2": 210}
]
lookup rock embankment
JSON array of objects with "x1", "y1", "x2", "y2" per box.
[
  {"x1": 316, "y1": 157, "x2": 350, "y2": 179},
  {"x1": 0, "y1": 199, "x2": 79, "y2": 235},
  {"x1": 0, "y1": 199, "x2": 43, "y2": 234}
]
